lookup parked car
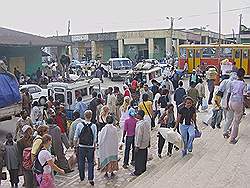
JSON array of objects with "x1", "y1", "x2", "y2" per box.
[{"x1": 20, "y1": 84, "x2": 48, "y2": 105}]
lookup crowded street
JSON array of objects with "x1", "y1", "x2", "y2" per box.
[{"x1": 1, "y1": 0, "x2": 250, "y2": 188}]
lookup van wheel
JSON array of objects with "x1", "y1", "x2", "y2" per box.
[{"x1": 39, "y1": 97, "x2": 47, "y2": 106}]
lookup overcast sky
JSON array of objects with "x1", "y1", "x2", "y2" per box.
[{"x1": 1, "y1": 0, "x2": 249, "y2": 37}]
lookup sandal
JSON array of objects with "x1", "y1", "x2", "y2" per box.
[{"x1": 229, "y1": 139, "x2": 238, "y2": 144}]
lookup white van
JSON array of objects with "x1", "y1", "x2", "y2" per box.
[
  {"x1": 47, "y1": 78, "x2": 101, "y2": 119},
  {"x1": 103, "y1": 58, "x2": 133, "y2": 80},
  {"x1": 125, "y1": 66, "x2": 162, "y2": 86}
]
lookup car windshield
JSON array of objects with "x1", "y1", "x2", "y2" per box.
[{"x1": 112, "y1": 60, "x2": 132, "y2": 70}]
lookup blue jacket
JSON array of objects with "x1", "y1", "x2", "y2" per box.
[{"x1": 174, "y1": 87, "x2": 186, "y2": 106}]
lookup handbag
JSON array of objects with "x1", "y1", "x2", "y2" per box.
[
  {"x1": 194, "y1": 125, "x2": 202, "y2": 138},
  {"x1": 143, "y1": 102, "x2": 155, "y2": 127}
]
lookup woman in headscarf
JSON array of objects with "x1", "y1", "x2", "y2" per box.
[
  {"x1": 98, "y1": 115, "x2": 119, "y2": 179},
  {"x1": 119, "y1": 96, "x2": 131, "y2": 130}
]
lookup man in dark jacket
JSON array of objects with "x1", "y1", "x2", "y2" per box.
[
  {"x1": 174, "y1": 81, "x2": 187, "y2": 109},
  {"x1": 47, "y1": 118, "x2": 73, "y2": 173},
  {"x1": 88, "y1": 91, "x2": 98, "y2": 123}
]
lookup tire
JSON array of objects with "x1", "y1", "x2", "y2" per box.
[{"x1": 39, "y1": 97, "x2": 47, "y2": 106}]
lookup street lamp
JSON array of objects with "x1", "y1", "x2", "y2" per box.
[{"x1": 166, "y1": 16, "x2": 182, "y2": 58}]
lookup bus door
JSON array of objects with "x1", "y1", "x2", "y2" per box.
[
  {"x1": 188, "y1": 49, "x2": 195, "y2": 73},
  {"x1": 195, "y1": 49, "x2": 201, "y2": 68},
  {"x1": 233, "y1": 48, "x2": 241, "y2": 69},
  {"x1": 242, "y1": 49, "x2": 249, "y2": 74}
]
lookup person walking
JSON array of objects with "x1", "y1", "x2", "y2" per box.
[
  {"x1": 31, "y1": 101, "x2": 43, "y2": 126},
  {"x1": 189, "y1": 69, "x2": 199, "y2": 86},
  {"x1": 219, "y1": 72, "x2": 237, "y2": 138},
  {"x1": 122, "y1": 108, "x2": 137, "y2": 168},
  {"x1": 158, "y1": 88, "x2": 170, "y2": 116},
  {"x1": 55, "y1": 106, "x2": 70, "y2": 149},
  {"x1": 97, "y1": 106, "x2": 109, "y2": 170},
  {"x1": 119, "y1": 96, "x2": 131, "y2": 130},
  {"x1": 187, "y1": 82, "x2": 199, "y2": 107},
  {"x1": 174, "y1": 97, "x2": 196, "y2": 157},
  {"x1": 98, "y1": 115, "x2": 119, "y2": 179},
  {"x1": 4, "y1": 133, "x2": 20, "y2": 188},
  {"x1": 14, "y1": 110, "x2": 33, "y2": 141},
  {"x1": 210, "y1": 91, "x2": 223, "y2": 129},
  {"x1": 158, "y1": 104, "x2": 175, "y2": 158},
  {"x1": 74, "y1": 97, "x2": 87, "y2": 119},
  {"x1": 227, "y1": 68, "x2": 246, "y2": 144},
  {"x1": 107, "y1": 87, "x2": 117, "y2": 119},
  {"x1": 34, "y1": 134, "x2": 65, "y2": 188},
  {"x1": 114, "y1": 87, "x2": 124, "y2": 124},
  {"x1": 74, "y1": 110, "x2": 97, "y2": 186},
  {"x1": 68, "y1": 111, "x2": 83, "y2": 147},
  {"x1": 131, "y1": 110, "x2": 151, "y2": 176},
  {"x1": 174, "y1": 81, "x2": 187, "y2": 110},
  {"x1": 138, "y1": 94, "x2": 154, "y2": 128},
  {"x1": 207, "y1": 78, "x2": 215, "y2": 105},
  {"x1": 141, "y1": 84, "x2": 154, "y2": 101},
  {"x1": 47, "y1": 118, "x2": 72, "y2": 173},
  {"x1": 195, "y1": 79, "x2": 206, "y2": 111},
  {"x1": 31, "y1": 125, "x2": 49, "y2": 162},
  {"x1": 89, "y1": 91, "x2": 98, "y2": 124},
  {"x1": 17, "y1": 125, "x2": 34, "y2": 188}
]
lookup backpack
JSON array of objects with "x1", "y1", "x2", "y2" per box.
[
  {"x1": 22, "y1": 147, "x2": 33, "y2": 170},
  {"x1": 32, "y1": 148, "x2": 48, "y2": 175},
  {"x1": 79, "y1": 122, "x2": 94, "y2": 146}
]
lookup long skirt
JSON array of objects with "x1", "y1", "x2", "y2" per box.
[{"x1": 36, "y1": 173, "x2": 56, "y2": 188}]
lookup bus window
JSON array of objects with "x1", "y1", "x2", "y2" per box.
[
  {"x1": 221, "y1": 48, "x2": 232, "y2": 58},
  {"x1": 196, "y1": 50, "x2": 201, "y2": 58},
  {"x1": 188, "y1": 49, "x2": 193, "y2": 58},
  {"x1": 202, "y1": 48, "x2": 216, "y2": 58},
  {"x1": 67, "y1": 91, "x2": 72, "y2": 105},
  {"x1": 243, "y1": 49, "x2": 248, "y2": 58},
  {"x1": 55, "y1": 93, "x2": 65, "y2": 103},
  {"x1": 180, "y1": 48, "x2": 186, "y2": 58},
  {"x1": 235, "y1": 49, "x2": 240, "y2": 58}
]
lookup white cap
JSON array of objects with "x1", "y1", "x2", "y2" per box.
[{"x1": 22, "y1": 125, "x2": 32, "y2": 133}]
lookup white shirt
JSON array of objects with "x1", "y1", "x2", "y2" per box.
[
  {"x1": 153, "y1": 93, "x2": 161, "y2": 111},
  {"x1": 38, "y1": 149, "x2": 52, "y2": 174}
]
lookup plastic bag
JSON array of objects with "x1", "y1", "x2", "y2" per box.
[
  {"x1": 158, "y1": 128, "x2": 184, "y2": 149},
  {"x1": 201, "y1": 99, "x2": 208, "y2": 110}
]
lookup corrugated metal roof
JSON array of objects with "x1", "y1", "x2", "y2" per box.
[{"x1": 0, "y1": 27, "x2": 69, "y2": 47}]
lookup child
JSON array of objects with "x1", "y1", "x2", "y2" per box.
[
  {"x1": 4, "y1": 133, "x2": 19, "y2": 187},
  {"x1": 158, "y1": 104, "x2": 175, "y2": 158},
  {"x1": 210, "y1": 91, "x2": 223, "y2": 129}
]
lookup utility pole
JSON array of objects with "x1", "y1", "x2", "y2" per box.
[
  {"x1": 218, "y1": 0, "x2": 222, "y2": 68},
  {"x1": 232, "y1": 29, "x2": 235, "y2": 43},
  {"x1": 67, "y1": 20, "x2": 71, "y2": 36},
  {"x1": 166, "y1": 16, "x2": 182, "y2": 58},
  {"x1": 238, "y1": 14, "x2": 242, "y2": 44}
]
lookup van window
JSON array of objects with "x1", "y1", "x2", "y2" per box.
[
  {"x1": 156, "y1": 69, "x2": 162, "y2": 77},
  {"x1": 180, "y1": 48, "x2": 186, "y2": 58},
  {"x1": 54, "y1": 88, "x2": 64, "y2": 92},
  {"x1": 80, "y1": 88, "x2": 88, "y2": 97},
  {"x1": 89, "y1": 86, "x2": 93, "y2": 95},
  {"x1": 235, "y1": 49, "x2": 240, "y2": 58},
  {"x1": 55, "y1": 93, "x2": 65, "y2": 103},
  {"x1": 67, "y1": 91, "x2": 72, "y2": 105}
]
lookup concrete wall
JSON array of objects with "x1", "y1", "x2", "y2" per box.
[
  {"x1": 153, "y1": 38, "x2": 165, "y2": 60},
  {"x1": 0, "y1": 46, "x2": 42, "y2": 75}
]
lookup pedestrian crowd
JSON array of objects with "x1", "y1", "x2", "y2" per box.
[{"x1": 0, "y1": 64, "x2": 248, "y2": 187}]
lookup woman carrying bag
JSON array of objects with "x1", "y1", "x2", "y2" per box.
[{"x1": 174, "y1": 97, "x2": 197, "y2": 157}]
